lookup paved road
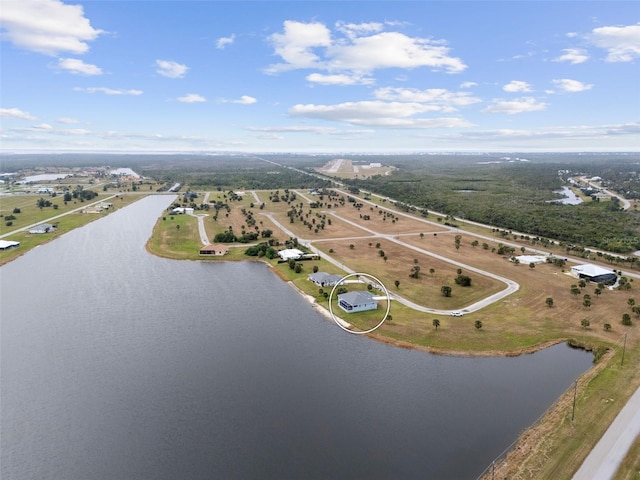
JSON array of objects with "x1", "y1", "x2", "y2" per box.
[
  {"x1": 572, "y1": 386, "x2": 640, "y2": 480},
  {"x1": 262, "y1": 205, "x2": 520, "y2": 316}
]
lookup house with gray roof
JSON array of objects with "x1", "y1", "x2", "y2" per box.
[
  {"x1": 29, "y1": 223, "x2": 56, "y2": 234},
  {"x1": 338, "y1": 291, "x2": 377, "y2": 313},
  {"x1": 308, "y1": 272, "x2": 343, "y2": 287}
]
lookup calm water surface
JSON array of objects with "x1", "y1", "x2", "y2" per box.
[{"x1": 1, "y1": 196, "x2": 593, "y2": 479}]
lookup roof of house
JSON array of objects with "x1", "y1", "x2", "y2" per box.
[
  {"x1": 0, "y1": 240, "x2": 20, "y2": 249},
  {"x1": 200, "y1": 244, "x2": 228, "y2": 252},
  {"x1": 308, "y1": 272, "x2": 343, "y2": 284},
  {"x1": 278, "y1": 248, "x2": 304, "y2": 260},
  {"x1": 571, "y1": 264, "x2": 615, "y2": 277},
  {"x1": 338, "y1": 290, "x2": 376, "y2": 306}
]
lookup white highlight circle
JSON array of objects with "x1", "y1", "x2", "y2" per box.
[{"x1": 328, "y1": 272, "x2": 391, "y2": 335}]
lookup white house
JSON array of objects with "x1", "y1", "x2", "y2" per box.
[
  {"x1": 170, "y1": 207, "x2": 194, "y2": 215},
  {"x1": 338, "y1": 291, "x2": 377, "y2": 313},
  {"x1": 0, "y1": 240, "x2": 20, "y2": 250},
  {"x1": 278, "y1": 248, "x2": 304, "y2": 261}
]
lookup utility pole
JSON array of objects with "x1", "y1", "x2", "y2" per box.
[{"x1": 571, "y1": 380, "x2": 578, "y2": 422}]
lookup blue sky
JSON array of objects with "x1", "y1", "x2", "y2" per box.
[{"x1": 1, "y1": 1, "x2": 638, "y2": 153}]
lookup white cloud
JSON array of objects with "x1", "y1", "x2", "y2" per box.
[
  {"x1": 57, "y1": 117, "x2": 79, "y2": 124},
  {"x1": 0, "y1": 0, "x2": 103, "y2": 56},
  {"x1": 306, "y1": 73, "x2": 374, "y2": 86},
  {"x1": 247, "y1": 125, "x2": 357, "y2": 135},
  {"x1": 266, "y1": 20, "x2": 332, "y2": 73},
  {"x1": 289, "y1": 101, "x2": 473, "y2": 128},
  {"x1": 482, "y1": 97, "x2": 548, "y2": 114},
  {"x1": 460, "y1": 122, "x2": 640, "y2": 142},
  {"x1": 373, "y1": 87, "x2": 481, "y2": 108},
  {"x1": 156, "y1": 60, "x2": 189, "y2": 78},
  {"x1": 335, "y1": 21, "x2": 384, "y2": 39},
  {"x1": 217, "y1": 95, "x2": 257, "y2": 104},
  {"x1": 589, "y1": 23, "x2": 640, "y2": 62},
  {"x1": 74, "y1": 87, "x2": 143, "y2": 95},
  {"x1": 503, "y1": 80, "x2": 532, "y2": 93},
  {"x1": 33, "y1": 123, "x2": 53, "y2": 130},
  {"x1": 216, "y1": 34, "x2": 235, "y2": 49},
  {"x1": 553, "y1": 48, "x2": 589, "y2": 64},
  {"x1": 56, "y1": 58, "x2": 102, "y2": 75},
  {"x1": 235, "y1": 95, "x2": 256, "y2": 105},
  {"x1": 460, "y1": 81, "x2": 477, "y2": 89},
  {"x1": 327, "y1": 31, "x2": 466, "y2": 74},
  {"x1": 266, "y1": 21, "x2": 466, "y2": 75},
  {"x1": 550, "y1": 78, "x2": 594, "y2": 93},
  {"x1": 177, "y1": 93, "x2": 206, "y2": 103},
  {"x1": 0, "y1": 108, "x2": 36, "y2": 120}
]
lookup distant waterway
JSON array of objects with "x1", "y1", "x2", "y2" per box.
[
  {"x1": 552, "y1": 186, "x2": 583, "y2": 205},
  {"x1": 0, "y1": 195, "x2": 593, "y2": 480}
]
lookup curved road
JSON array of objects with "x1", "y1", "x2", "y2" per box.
[{"x1": 262, "y1": 206, "x2": 519, "y2": 315}]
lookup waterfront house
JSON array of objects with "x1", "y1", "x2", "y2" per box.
[
  {"x1": 199, "y1": 244, "x2": 229, "y2": 256},
  {"x1": 278, "y1": 248, "x2": 304, "y2": 261},
  {"x1": 308, "y1": 272, "x2": 343, "y2": 287},
  {"x1": 0, "y1": 240, "x2": 20, "y2": 250},
  {"x1": 29, "y1": 223, "x2": 56, "y2": 234},
  {"x1": 338, "y1": 291, "x2": 377, "y2": 313}
]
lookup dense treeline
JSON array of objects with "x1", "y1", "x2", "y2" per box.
[{"x1": 345, "y1": 160, "x2": 640, "y2": 253}]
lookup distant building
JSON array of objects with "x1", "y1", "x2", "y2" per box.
[
  {"x1": 0, "y1": 240, "x2": 20, "y2": 250},
  {"x1": 82, "y1": 205, "x2": 104, "y2": 214},
  {"x1": 170, "y1": 207, "x2": 194, "y2": 215},
  {"x1": 199, "y1": 244, "x2": 229, "y2": 256},
  {"x1": 278, "y1": 248, "x2": 304, "y2": 261},
  {"x1": 29, "y1": 223, "x2": 56, "y2": 234},
  {"x1": 308, "y1": 272, "x2": 343, "y2": 287},
  {"x1": 570, "y1": 264, "x2": 617, "y2": 285},
  {"x1": 338, "y1": 291, "x2": 377, "y2": 313}
]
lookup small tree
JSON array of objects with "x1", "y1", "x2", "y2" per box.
[
  {"x1": 394, "y1": 280, "x2": 400, "y2": 289},
  {"x1": 545, "y1": 297, "x2": 554, "y2": 308},
  {"x1": 622, "y1": 313, "x2": 632, "y2": 326},
  {"x1": 313, "y1": 265, "x2": 319, "y2": 273},
  {"x1": 604, "y1": 323, "x2": 612, "y2": 331},
  {"x1": 429, "y1": 268, "x2": 435, "y2": 276},
  {"x1": 433, "y1": 318, "x2": 440, "y2": 330},
  {"x1": 474, "y1": 320, "x2": 483, "y2": 330},
  {"x1": 441, "y1": 285, "x2": 452, "y2": 297},
  {"x1": 581, "y1": 318, "x2": 590, "y2": 329}
]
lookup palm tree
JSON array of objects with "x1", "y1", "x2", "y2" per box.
[
  {"x1": 394, "y1": 280, "x2": 400, "y2": 289},
  {"x1": 432, "y1": 319, "x2": 440, "y2": 330},
  {"x1": 545, "y1": 297, "x2": 554, "y2": 308},
  {"x1": 474, "y1": 320, "x2": 483, "y2": 330}
]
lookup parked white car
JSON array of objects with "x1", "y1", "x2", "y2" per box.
[{"x1": 451, "y1": 311, "x2": 463, "y2": 317}]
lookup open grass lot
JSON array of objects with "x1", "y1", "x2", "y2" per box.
[
  {"x1": 316, "y1": 237, "x2": 504, "y2": 311},
  {"x1": 0, "y1": 191, "x2": 108, "y2": 235}
]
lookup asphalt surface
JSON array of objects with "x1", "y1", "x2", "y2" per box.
[{"x1": 572, "y1": 385, "x2": 640, "y2": 480}]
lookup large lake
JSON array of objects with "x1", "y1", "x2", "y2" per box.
[{"x1": 1, "y1": 195, "x2": 593, "y2": 479}]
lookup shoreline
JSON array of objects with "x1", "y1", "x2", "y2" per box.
[{"x1": 287, "y1": 278, "x2": 586, "y2": 359}]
